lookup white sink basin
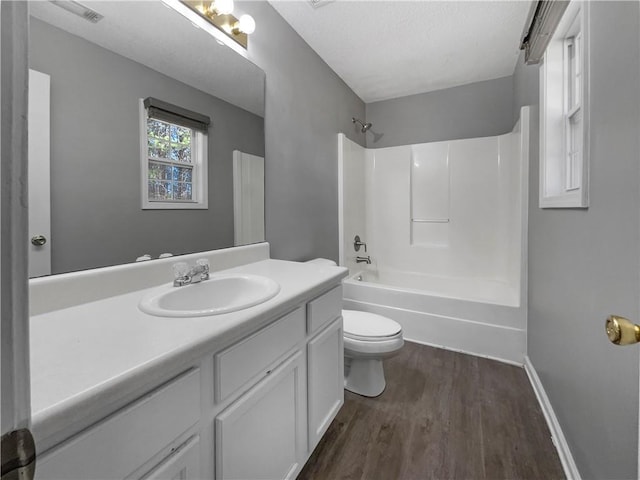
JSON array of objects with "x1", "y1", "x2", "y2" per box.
[{"x1": 139, "y1": 274, "x2": 281, "y2": 318}]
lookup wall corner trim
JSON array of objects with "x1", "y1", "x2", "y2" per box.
[{"x1": 524, "y1": 356, "x2": 582, "y2": 480}]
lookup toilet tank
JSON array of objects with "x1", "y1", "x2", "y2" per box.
[{"x1": 305, "y1": 258, "x2": 338, "y2": 267}]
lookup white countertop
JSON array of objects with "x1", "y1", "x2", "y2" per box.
[{"x1": 30, "y1": 259, "x2": 347, "y2": 451}]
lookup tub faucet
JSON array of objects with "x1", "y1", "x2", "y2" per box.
[
  {"x1": 356, "y1": 256, "x2": 371, "y2": 264},
  {"x1": 173, "y1": 259, "x2": 210, "y2": 287},
  {"x1": 354, "y1": 235, "x2": 367, "y2": 252}
]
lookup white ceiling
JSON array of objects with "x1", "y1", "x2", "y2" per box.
[
  {"x1": 29, "y1": 1, "x2": 265, "y2": 116},
  {"x1": 269, "y1": 0, "x2": 532, "y2": 103}
]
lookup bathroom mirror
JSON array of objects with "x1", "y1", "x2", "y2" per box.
[{"x1": 27, "y1": 1, "x2": 265, "y2": 277}]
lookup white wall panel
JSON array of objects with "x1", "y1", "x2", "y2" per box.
[
  {"x1": 338, "y1": 134, "x2": 366, "y2": 271},
  {"x1": 411, "y1": 142, "x2": 450, "y2": 223}
]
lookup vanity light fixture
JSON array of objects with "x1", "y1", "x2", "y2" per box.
[{"x1": 181, "y1": 1, "x2": 256, "y2": 49}]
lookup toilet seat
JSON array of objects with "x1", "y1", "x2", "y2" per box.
[
  {"x1": 342, "y1": 310, "x2": 402, "y2": 342},
  {"x1": 343, "y1": 334, "x2": 404, "y2": 356}
]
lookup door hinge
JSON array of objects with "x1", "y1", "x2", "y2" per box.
[{"x1": 1, "y1": 429, "x2": 36, "y2": 480}]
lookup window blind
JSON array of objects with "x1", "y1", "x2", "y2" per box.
[
  {"x1": 520, "y1": 0, "x2": 570, "y2": 65},
  {"x1": 143, "y1": 97, "x2": 211, "y2": 132}
]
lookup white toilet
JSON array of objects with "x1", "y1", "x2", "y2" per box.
[
  {"x1": 306, "y1": 259, "x2": 404, "y2": 397},
  {"x1": 342, "y1": 309, "x2": 404, "y2": 397}
]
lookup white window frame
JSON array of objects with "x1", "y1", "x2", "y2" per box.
[
  {"x1": 139, "y1": 99, "x2": 208, "y2": 209},
  {"x1": 539, "y1": 0, "x2": 589, "y2": 208}
]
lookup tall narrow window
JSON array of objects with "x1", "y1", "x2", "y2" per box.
[
  {"x1": 539, "y1": 1, "x2": 589, "y2": 208},
  {"x1": 140, "y1": 98, "x2": 210, "y2": 209}
]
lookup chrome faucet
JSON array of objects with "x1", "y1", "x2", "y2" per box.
[
  {"x1": 173, "y1": 259, "x2": 210, "y2": 287},
  {"x1": 356, "y1": 256, "x2": 371, "y2": 264},
  {"x1": 354, "y1": 235, "x2": 367, "y2": 252}
]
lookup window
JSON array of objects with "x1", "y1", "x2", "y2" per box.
[
  {"x1": 140, "y1": 98, "x2": 209, "y2": 209},
  {"x1": 539, "y1": 1, "x2": 589, "y2": 208}
]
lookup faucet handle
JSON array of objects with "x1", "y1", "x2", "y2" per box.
[
  {"x1": 196, "y1": 258, "x2": 210, "y2": 279},
  {"x1": 196, "y1": 258, "x2": 210, "y2": 272},
  {"x1": 354, "y1": 235, "x2": 367, "y2": 253},
  {"x1": 172, "y1": 261, "x2": 190, "y2": 279},
  {"x1": 196, "y1": 258, "x2": 209, "y2": 268}
]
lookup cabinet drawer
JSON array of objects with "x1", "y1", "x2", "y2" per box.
[
  {"x1": 306, "y1": 286, "x2": 342, "y2": 335},
  {"x1": 140, "y1": 435, "x2": 200, "y2": 480},
  {"x1": 215, "y1": 307, "x2": 305, "y2": 403},
  {"x1": 37, "y1": 369, "x2": 200, "y2": 480}
]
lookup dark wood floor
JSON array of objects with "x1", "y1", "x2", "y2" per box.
[{"x1": 299, "y1": 342, "x2": 564, "y2": 480}]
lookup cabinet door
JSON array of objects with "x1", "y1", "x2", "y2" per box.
[
  {"x1": 307, "y1": 318, "x2": 344, "y2": 451},
  {"x1": 141, "y1": 436, "x2": 200, "y2": 480},
  {"x1": 215, "y1": 351, "x2": 306, "y2": 480}
]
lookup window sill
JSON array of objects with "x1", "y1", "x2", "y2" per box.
[
  {"x1": 539, "y1": 192, "x2": 588, "y2": 209},
  {"x1": 142, "y1": 201, "x2": 208, "y2": 210}
]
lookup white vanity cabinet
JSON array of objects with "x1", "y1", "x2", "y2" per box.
[{"x1": 33, "y1": 280, "x2": 345, "y2": 480}]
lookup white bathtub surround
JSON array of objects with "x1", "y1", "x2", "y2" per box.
[
  {"x1": 29, "y1": 243, "x2": 348, "y2": 480},
  {"x1": 339, "y1": 107, "x2": 530, "y2": 364},
  {"x1": 338, "y1": 134, "x2": 367, "y2": 269}
]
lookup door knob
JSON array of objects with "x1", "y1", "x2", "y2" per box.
[
  {"x1": 31, "y1": 235, "x2": 47, "y2": 247},
  {"x1": 605, "y1": 315, "x2": 640, "y2": 346}
]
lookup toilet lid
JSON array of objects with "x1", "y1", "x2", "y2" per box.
[{"x1": 342, "y1": 310, "x2": 402, "y2": 340}]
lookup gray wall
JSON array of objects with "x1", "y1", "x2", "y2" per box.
[
  {"x1": 519, "y1": 3, "x2": 640, "y2": 478},
  {"x1": 29, "y1": 19, "x2": 264, "y2": 274},
  {"x1": 365, "y1": 76, "x2": 514, "y2": 148},
  {"x1": 512, "y1": 51, "x2": 539, "y2": 125},
  {"x1": 243, "y1": 2, "x2": 366, "y2": 262}
]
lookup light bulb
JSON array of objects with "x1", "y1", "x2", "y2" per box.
[
  {"x1": 210, "y1": 0, "x2": 233, "y2": 15},
  {"x1": 237, "y1": 14, "x2": 255, "y2": 34}
]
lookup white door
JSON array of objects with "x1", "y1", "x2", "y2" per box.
[
  {"x1": 232, "y1": 150, "x2": 264, "y2": 245},
  {"x1": 28, "y1": 69, "x2": 51, "y2": 277}
]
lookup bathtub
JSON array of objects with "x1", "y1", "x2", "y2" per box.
[
  {"x1": 342, "y1": 270, "x2": 526, "y2": 365},
  {"x1": 348, "y1": 269, "x2": 520, "y2": 307}
]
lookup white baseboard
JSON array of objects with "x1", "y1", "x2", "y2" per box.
[{"x1": 524, "y1": 356, "x2": 581, "y2": 480}]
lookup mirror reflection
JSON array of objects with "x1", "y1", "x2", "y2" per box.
[{"x1": 27, "y1": 1, "x2": 265, "y2": 278}]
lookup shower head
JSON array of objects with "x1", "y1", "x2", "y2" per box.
[{"x1": 352, "y1": 117, "x2": 372, "y2": 133}]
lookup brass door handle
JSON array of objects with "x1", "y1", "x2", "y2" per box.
[{"x1": 605, "y1": 315, "x2": 640, "y2": 346}]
